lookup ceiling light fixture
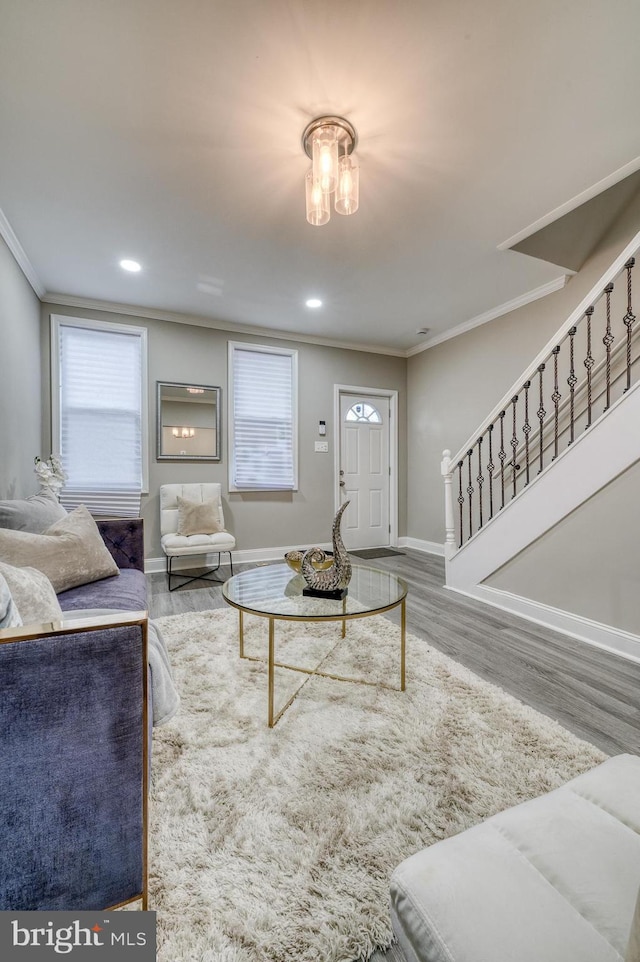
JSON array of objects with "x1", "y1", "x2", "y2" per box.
[
  {"x1": 120, "y1": 259, "x2": 141, "y2": 272},
  {"x1": 302, "y1": 116, "x2": 359, "y2": 227},
  {"x1": 305, "y1": 298, "x2": 322, "y2": 308},
  {"x1": 172, "y1": 426, "x2": 195, "y2": 439}
]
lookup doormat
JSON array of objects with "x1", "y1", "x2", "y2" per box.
[{"x1": 349, "y1": 548, "x2": 405, "y2": 559}]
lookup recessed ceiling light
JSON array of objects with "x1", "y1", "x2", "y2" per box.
[
  {"x1": 119, "y1": 259, "x2": 142, "y2": 272},
  {"x1": 305, "y1": 298, "x2": 322, "y2": 308}
]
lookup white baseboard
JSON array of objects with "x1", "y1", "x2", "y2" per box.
[
  {"x1": 446, "y1": 582, "x2": 640, "y2": 665},
  {"x1": 398, "y1": 536, "x2": 445, "y2": 556},
  {"x1": 146, "y1": 537, "x2": 443, "y2": 574},
  {"x1": 145, "y1": 542, "x2": 333, "y2": 575}
]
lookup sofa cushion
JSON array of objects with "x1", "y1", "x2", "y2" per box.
[
  {"x1": 0, "y1": 561, "x2": 62, "y2": 626},
  {"x1": 57, "y1": 568, "x2": 147, "y2": 613},
  {"x1": 161, "y1": 530, "x2": 236, "y2": 556},
  {"x1": 0, "y1": 491, "x2": 67, "y2": 533},
  {"x1": 0, "y1": 572, "x2": 22, "y2": 628},
  {"x1": 390, "y1": 754, "x2": 640, "y2": 962},
  {"x1": 0, "y1": 505, "x2": 119, "y2": 593}
]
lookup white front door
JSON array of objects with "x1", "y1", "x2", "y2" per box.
[{"x1": 339, "y1": 393, "x2": 390, "y2": 550}]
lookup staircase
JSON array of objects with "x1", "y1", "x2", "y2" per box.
[{"x1": 441, "y1": 230, "x2": 640, "y2": 659}]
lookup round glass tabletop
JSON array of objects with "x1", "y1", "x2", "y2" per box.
[{"x1": 222, "y1": 563, "x2": 407, "y2": 620}]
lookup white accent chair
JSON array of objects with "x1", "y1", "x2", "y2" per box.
[{"x1": 160, "y1": 483, "x2": 235, "y2": 591}]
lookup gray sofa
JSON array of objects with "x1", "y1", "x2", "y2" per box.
[
  {"x1": 0, "y1": 518, "x2": 157, "y2": 910},
  {"x1": 390, "y1": 753, "x2": 640, "y2": 962}
]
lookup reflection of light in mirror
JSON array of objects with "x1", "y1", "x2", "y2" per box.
[
  {"x1": 172, "y1": 427, "x2": 196, "y2": 439},
  {"x1": 186, "y1": 387, "x2": 205, "y2": 394}
]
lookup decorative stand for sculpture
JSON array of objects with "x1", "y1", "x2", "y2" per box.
[{"x1": 298, "y1": 501, "x2": 352, "y2": 600}]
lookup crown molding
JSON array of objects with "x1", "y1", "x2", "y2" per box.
[
  {"x1": 42, "y1": 292, "x2": 407, "y2": 358},
  {"x1": 0, "y1": 207, "x2": 45, "y2": 297},
  {"x1": 497, "y1": 154, "x2": 640, "y2": 252},
  {"x1": 406, "y1": 274, "x2": 569, "y2": 357}
]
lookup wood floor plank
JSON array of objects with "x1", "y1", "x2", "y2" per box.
[{"x1": 147, "y1": 549, "x2": 640, "y2": 962}]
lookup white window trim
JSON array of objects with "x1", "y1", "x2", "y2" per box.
[
  {"x1": 228, "y1": 340, "x2": 299, "y2": 492},
  {"x1": 50, "y1": 314, "x2": 149, "y2": 494}
]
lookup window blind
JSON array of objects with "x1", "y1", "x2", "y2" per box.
[
  {"x1": 56, "y1": 322, "x2": 144, "y2": 517},
  {"x1": 230, "y1": 345, "x2": 297, "y2": 490}
]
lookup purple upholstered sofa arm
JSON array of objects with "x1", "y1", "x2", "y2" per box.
[{"x1": 96, "y1": 518, "x2": 145, "y2": 573}]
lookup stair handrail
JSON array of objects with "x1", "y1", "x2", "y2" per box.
[{"x1": 442, "y1": 229, "x2": 640, "y2": 554}]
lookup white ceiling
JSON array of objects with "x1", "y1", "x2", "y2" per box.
[{"x1": 1, "y1": 0, "x2": 640, "y2": 354}]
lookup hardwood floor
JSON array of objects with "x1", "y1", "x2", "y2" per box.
[{"x1": 148, "y1": 548, "x2": 640, "y2": 962}]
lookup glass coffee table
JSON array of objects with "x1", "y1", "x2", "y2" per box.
[{"x1": 222, "y1": 563, "x2": 408, "y2": 727}]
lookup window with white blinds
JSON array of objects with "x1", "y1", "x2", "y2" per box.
[
  {"x1": 228, "y1": 342, "x2": 298, "y2": 491},
  {"x1": 51, "y1": 316, "x2": 148, "y2": 517}
]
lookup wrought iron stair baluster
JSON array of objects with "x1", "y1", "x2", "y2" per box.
[
  {"x1": 498, "y1": 411, "x2": 506, "y2": 509},
  {"x1": 510, "y1": 396, "x2": 518, "y2": 499},
  {"x1": 523, "y1": 381, "x2": 531, "y2": 485},
  {"x1": 537, "y1": 364, "x2": 545, "y2": 473},
  {"x1": 583, "y1": 306, "x2": 595, "y2": 428},
  {"x1": 487, "y1": 424, "x2": 494, "y2": 521},
  {"x1": 552, "y1": 346, "x2": 561, "y2": 459},
  {"x1": 567, "y1": 327, "x2": 577, "y2": 444},
  {"x1": 603, "y1": 282, "x2": 614, "y2": 411},
  {"x1": 466, "y1": 450, "x2": 474, "y2": 540},
  {"x1": 624, "y1": 257, "x2": 636, "y2": 392},
  {"x1": 476, "y1": 437, "x2": 484, "y2": 529},
  {"x1": 457, "y1": 461, "x2": 464, "y2": 548}
]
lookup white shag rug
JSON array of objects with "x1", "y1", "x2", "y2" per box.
[{"x1": 149, "y1": 607, "x2": 606, "y2": 962}]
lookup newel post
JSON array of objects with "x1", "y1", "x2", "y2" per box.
[{"x1": 441, "y1": 449, "x2": 456, "y2": 558}]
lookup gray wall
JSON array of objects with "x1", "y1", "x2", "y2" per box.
[
  {"x1": 0, "y1": 236, "x2": 42, "y2": 498},
  {"x1": 407, "y1": 188, "x2": 640, "y2": 546},
  {"x1": 41, "y1": 304, "x2": 407, "y2": 559},
  {"x1": 485, "y1": 460, "x2": 640, "y2": 635}
]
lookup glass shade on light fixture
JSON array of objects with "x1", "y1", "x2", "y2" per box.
[
  {"x1": 312, "y1": 125, "x2": 338, "y2": 194},
  {"x1": 335, "y1": 154, "x2": 359, "y2": 215},
  {"x1": 302, "y1": 116, "x2": 358, "y2": 226},
  {"x1": 172, "y1": 427, "x2": 195, "y2": 439},
  {"x1": 305, "y1": 169, "x2": 330, "y2": 226}
]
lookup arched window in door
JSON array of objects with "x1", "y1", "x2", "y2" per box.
[{"x1": 344, "y1": 401, "x2": 382, "y2": 423}]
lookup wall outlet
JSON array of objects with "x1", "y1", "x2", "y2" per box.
[{"x1": 314, "y1": 441, "x2": 329, "y2": 453}]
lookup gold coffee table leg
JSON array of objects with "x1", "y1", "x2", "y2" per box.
[
  {"x1": 268, "y1": 617, "x2": 275, "y2": 727},
  {"x1": 342, "y1": 596, "x2": 346, "y2": 638},
  {"x1": 400, "y1": 598, "x2": 406, "y2": 691},
  {"x1": 239, "y1": 609, "x2": 244, "y2": 657}
]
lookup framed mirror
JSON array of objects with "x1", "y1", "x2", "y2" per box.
[{"x1": 156, "y1": 381, "x2": 221, "y2": 461}]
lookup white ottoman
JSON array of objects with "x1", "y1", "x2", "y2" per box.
[{"x1": 390, "y1": 754, "x2": 640, "y2": 962}]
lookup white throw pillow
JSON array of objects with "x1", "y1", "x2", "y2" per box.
[
  {"x1": 176, "y1": 496, "x2": 223, "y2": 536},
  {"x1": 0, "y1": 491, "x2": 67, "y2": 533},
  {"x1": 0, "y1": 571, "x2": 22, "y2": 629},
  {"x1": 0, "y1": 504, "x2": 119, "y2": 593},
  {"x1": 0, "y1": 561, "x2": 63, "y2": 626}
]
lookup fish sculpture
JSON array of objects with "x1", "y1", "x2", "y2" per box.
[{"x1": 300, "y1": 501, "x2": 352, "y2": 594}]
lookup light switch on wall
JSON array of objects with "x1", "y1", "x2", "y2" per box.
[{"x1": 314, "y1": 441, "x2": 329, "y2": 453}]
